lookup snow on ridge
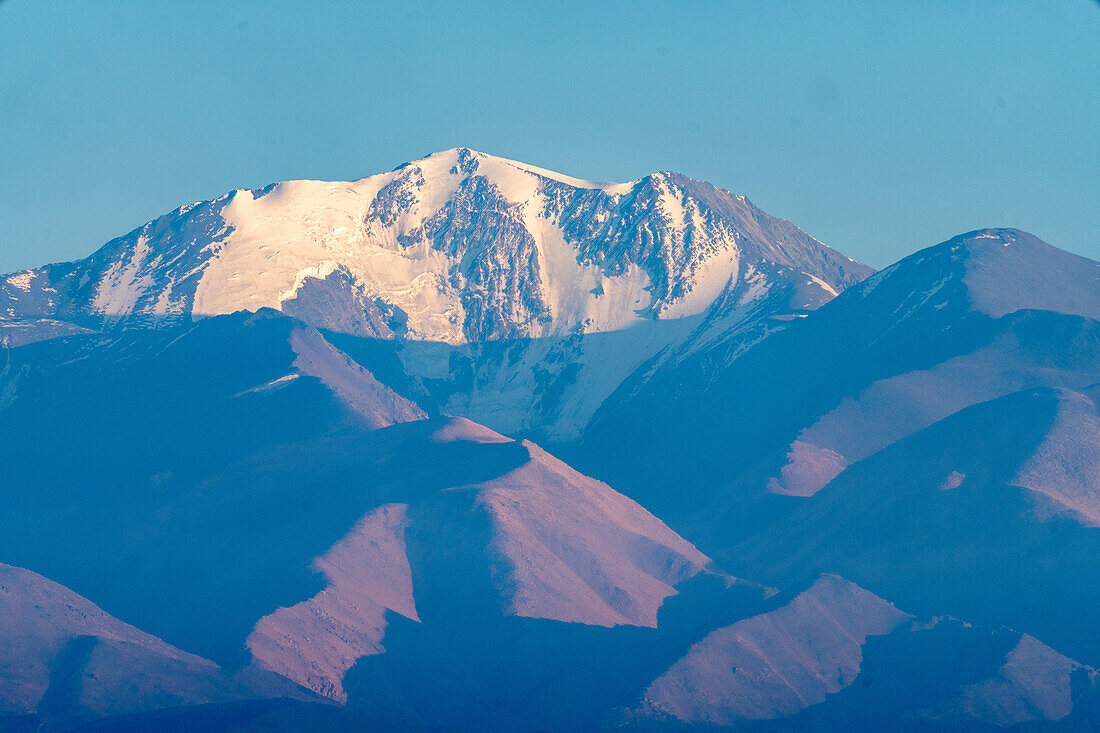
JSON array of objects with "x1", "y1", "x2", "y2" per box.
[
  {"x1": 233, "y1": 372, "x2": 300, "y2": 397},
  {"x1": 12, "y1": 147, "x2": 867, "y2": 350},
  {"x1": 3, "y1": 271, "x2": 35, "y2": 292},
  {"x1": 807, "y1": 273, "x2": 840, "y2": 298},
  {"x1": 847, "y1": 228, "x2": 1100, "y2": 322},
  {"x1": 957, "y1": 230, "x2": 1100, "y2": 320},
  {"x1": 1, "y1": 149, "x2": 873, "y2": 438},
  {"x1": 91, "y1": 234, "x2": 156, "y2": 316},
  {"x1": 410, "y1": 147, "x2": 639, "y2": 195},
  {"x1": 659, "y1": 247, "x2": 740, "y2": 320},
  {"x1": 523, "y1": 192, "x2": 653, "y2": 334}
]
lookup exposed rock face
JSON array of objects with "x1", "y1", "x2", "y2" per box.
[{"x1": 0, "y1": 148, "x2": 871, "y2": 439}]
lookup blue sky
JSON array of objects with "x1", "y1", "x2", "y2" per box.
[{"x1": 1, "y1": 0, "x2": 1096, "y2": 272}]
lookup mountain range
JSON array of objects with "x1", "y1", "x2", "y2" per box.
[{"x1": 1, "y1": 149, "x2": 1097, "y2": 732}]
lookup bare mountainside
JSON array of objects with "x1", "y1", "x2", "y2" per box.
[
  {"x1": 574, "y1": 229, "x2": 1100, "y2": 525},
  {"x1": 2, "y1": 151, "x2": 1099, "y2": 731}
]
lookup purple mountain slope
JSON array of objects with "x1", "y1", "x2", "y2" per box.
[
  {"x1": 2, "y1": 152, "x2": 1098, "y2": 731},
  {"x1": 727, "y1": 384, "x2": 1100, "y2": 668},
  {"x1": 573, "y1": 229, "x2": 1100, "y2": 529}
]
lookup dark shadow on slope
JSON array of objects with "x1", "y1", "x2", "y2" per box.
[
  {"x1": 571, "y1": 224, "x2": 1100, "y2": 529},
  {"x1": 615, "y1": 620, "x2": 1020, "y2": 733},
  {"x1": 581, "y1": 303, "x2": 1100, "y2": 555},
  {"x1": 0, "y1": 715, "x2": 37, "y2": 733},
  {"x1": 30, "y1": 636, "x2": 101, "y2": 731},
  {"x1": 729, "y1": 388, "x2": 1100, "y2": 667},
  {"x1": 70, "y1": 697, "x2": 430, "y2": 733},
  {"x1": 315, "y1": 313, "x2": 713, "y2": 430},
  {"x1": 572, "y1": 276, "x2": 997, "y2": 522},
  {"x1": 0, "y1": 313, "x2": 531, "y2": 666},
  {"x1": 766, "y1": 620, "x2": 1100, "y2": 732},
  {"x1": 754, "y1": 623, "x2": 1019, "y2": 733},
  {"x1": 320, "y1": 328, "x2": 442, "y2": 416},
  {"x1": 345, "y1": 511, "x2": 774, "y2": 733}
]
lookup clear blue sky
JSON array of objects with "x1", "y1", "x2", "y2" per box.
[{"x1": 1, "y1": 0, "x2": 1096, "y2": 272}]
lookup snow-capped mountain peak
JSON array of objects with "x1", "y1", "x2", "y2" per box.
[
  {"x1": 853, "y1": 228, "x2": 1100, "y2": 322},
  {"x1": 0, "y1": 149, "x2": 872, "y2": 439},
  {"x1": 1, "y1": 148, "x2": 869, "y2": 343}
]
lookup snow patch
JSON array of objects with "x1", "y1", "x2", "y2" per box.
[
  {"x1": 91, "y1": 235, "x2": 156, "y2": 316},
  {"x1": 234, "y1": 373, "x2": 300, "y2": 396},
  {"x1": 3, "y1": 271, "x2": 35, "y2": 292}
]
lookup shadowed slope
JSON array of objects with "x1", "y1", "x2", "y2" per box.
[
  {"x1": 729, "y1": 386, "x2": 1100, "y2": 666},
  {"x1": 575, "y1": 230, "x2": 1100, "y2": 532}
]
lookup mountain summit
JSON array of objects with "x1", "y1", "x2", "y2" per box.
[
  {"x1": 1, "y1": 148, "x2": 870, "y2": 338},
  {"x1": 1, "y1": 148, "x2": 872, "y2": 438},
  {"x1": 2, "y1": 151, "x2": 1099, "y2": 731}
]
